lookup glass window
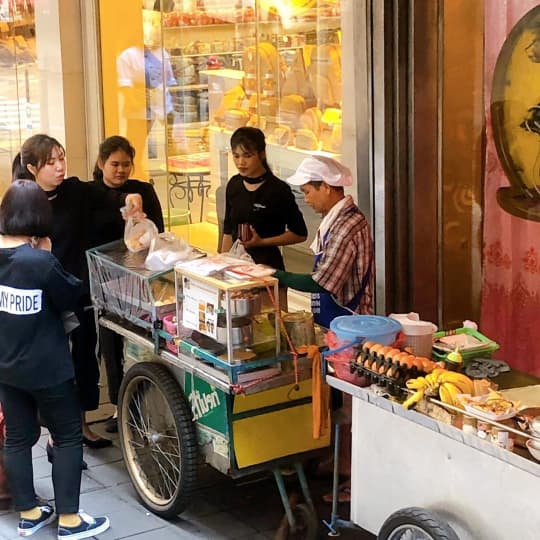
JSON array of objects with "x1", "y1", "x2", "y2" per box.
[
  {"x1": 0, "y1": 0, "x2": 38, "y2": 196},
  {"x1": 99, "y1": 1, "x2": 344, "y2": 270}
]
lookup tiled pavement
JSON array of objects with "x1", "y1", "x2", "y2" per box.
[{"x1": 0, "y1": 420, "x2": 374, "y2": 540}]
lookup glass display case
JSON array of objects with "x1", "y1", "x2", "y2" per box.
[
  {"x1": 174, "y1": 258, "x2": 284, "y2": 379},
  {"x1": 99, "y1": 1, "x2": 344, "y2": 262}
]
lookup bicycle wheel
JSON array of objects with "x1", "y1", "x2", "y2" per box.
[{"x1": 118, "y1": 362, "x2": 198, "y2": 518}]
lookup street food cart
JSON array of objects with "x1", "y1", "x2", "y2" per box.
[
  {"x1": 324, "y1": 370, "x2": 540, "y2": 540},
  {"x1": 87, "y1": 240, "x2": 330, "y2": 539}
]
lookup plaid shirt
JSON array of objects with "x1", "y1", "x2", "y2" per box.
[{"x1": 313, "y1": 196, "x2": 374, "y2": 314}]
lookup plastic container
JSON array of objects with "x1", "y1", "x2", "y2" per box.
[
  {"x1": 389, "y1": 313, "x2": 437, "y2": 357},
  {"x1": 325, "y1": 316, "x2": 401, "y2": 386},
  {"x1": 330, "y1": 315, "x2": 402, "y2": 346},
  {"x1": 432, "y1": 327, "x2": 499, "y2": 363}
]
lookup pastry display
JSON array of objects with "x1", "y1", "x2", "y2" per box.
[
  {"x1": 224, "y1": 108, "x2": 250, "y2": 130},
  {"x1": 295, "y1": 128, "x2": 320, "y2": 150},
  {"x1": 161, "y1": 6, "x2": 342, "y2": 155}
]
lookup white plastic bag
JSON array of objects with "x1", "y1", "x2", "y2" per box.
[
  {"x1": 144, "y1": 232, "x2": 193, "y2": 270},
  {"x1": 124, "y1": 217, "x2": 159, "y2": 253},
  {"x1": 228, "y1": 239, "x2": 254, "y2": 263}
]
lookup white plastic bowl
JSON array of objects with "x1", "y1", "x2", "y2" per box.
[{"x1": 526, "y1": 438, "x2": 540, "y2": 461}]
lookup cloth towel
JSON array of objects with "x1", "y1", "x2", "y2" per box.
[{"x1": 296, "y1": 344, "x2": 330, "y2": 439}]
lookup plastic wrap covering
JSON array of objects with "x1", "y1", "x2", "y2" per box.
[{"x1": 87, "y1": 240, "x2": 176, "y2": 330}]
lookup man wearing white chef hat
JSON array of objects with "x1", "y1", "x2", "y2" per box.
[{"x1": 273, "y1": 155, "x2": 374, "y2": 327}]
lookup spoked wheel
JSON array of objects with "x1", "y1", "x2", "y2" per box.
[
  {"x1": 378, "y1": 507, "x2": 460, "y2": 540},
  {"x1": 274, "y1": 503, "x2": 318, "y2": 540},
  {"x1": 118, "y1": 362, "x2": 198, "y2": 518}
]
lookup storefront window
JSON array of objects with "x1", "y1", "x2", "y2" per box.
[
  {"x1": 99, "y1": 1, "x2": 345, "y2": 268},
  {"x1": 0, "y1": 0, "x2": 38, "y2": 196}
]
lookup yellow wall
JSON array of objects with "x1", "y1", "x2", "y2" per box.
[{"x1": 98, "y1": 0, "x2": 143, "y2": 138}]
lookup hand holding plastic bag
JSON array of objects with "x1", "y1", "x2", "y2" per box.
[
  {"x1": 124, "y1": 217, "x2": 159, "y2": 253},
  {"x1": 228, "y1": 239, "x2": 254, "y2": 263},
  {"x1": 144, "y1": 232, "x2": 193, "y2": 270}
]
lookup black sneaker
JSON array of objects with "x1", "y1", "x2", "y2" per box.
[
  {"x1": 17, "y1": 504, "x2": 55, "y2": 536},
  {"x1": 57, "y1": 511, "x2": 110, "y2": 540}
]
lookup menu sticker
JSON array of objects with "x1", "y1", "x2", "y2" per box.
[{"x1": 182, "y1": 276, "x2": 218, "y2": 339}]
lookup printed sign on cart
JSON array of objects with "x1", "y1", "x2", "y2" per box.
[
  {"x1": 182, "y1": 276, "x2": 218, "y2": 339},
  {"x1": 185, "y1": 375, "x2": 228, "y2": 436}
]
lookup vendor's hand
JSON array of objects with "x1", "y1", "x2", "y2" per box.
[
  {"x1": 242, "y1": 226, "x2": 262, "y2": 248},
  {"x1": 123, "y1": 193, "x2": 145, "y2": 220}
]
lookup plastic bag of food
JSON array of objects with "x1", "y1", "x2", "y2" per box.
[
  {"x1": 124, "y1": 217, "x2": 159, "y2": 253},
  {"x1": 228, "y1": 239, "x2": 254, "y2": 263},
  {"x1": 144, "y1": 232, "x2": 193, "y2": 270}
]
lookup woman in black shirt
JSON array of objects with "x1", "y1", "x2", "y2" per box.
[
  {"x1": 221, "y1": 127, "x2": 308, "y2": 270},
  {"x1": 90, "y1": 135, "x2": 164, "y2": 432}
]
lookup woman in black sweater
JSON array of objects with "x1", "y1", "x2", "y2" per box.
[
  {"x1": 12, "y1": 134, "x2": 143, "y2": 447},
  {"x1": 90, "y1": 135, "x2": 164, "y2": 432}
]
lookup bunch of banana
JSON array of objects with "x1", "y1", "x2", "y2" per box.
[{"x1": 402, "y1": 369, "x2": 473, "y2": 409}]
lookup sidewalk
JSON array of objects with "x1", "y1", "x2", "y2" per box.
[
  {"x1": 0, "y1": 423, "x2": 374, "y2": 540},
  {"x1": 0, "y1": 410, "x2": 374, "y2": 540}
]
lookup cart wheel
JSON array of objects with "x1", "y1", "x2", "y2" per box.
[
  {"x1": 274, "y1": 503, "x2": 318, "y2": 540},
  {"x1": 118, "y1": 362, "x2": 198, "y2": 518},
  {"x1": 378, "y1": 507, "x2": 460, "y2": 540}
]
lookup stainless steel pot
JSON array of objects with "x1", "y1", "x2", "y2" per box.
[
  {"x1": 228, "y1": 293, "x2": 262, "y2": 317},
  {"x1": 216, "y1": 316, "x2": 253, "y2": 346},
  {"x1": 282, "y1": 311, "x2": 315, "y2": 348}
]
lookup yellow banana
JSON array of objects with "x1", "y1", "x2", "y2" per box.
[
  {"x1": 406, "y1": 377, "x2": 427, "y2": 391},
  {"x1": 430, "y1": 368, "x2": 448, "y2": 381},
  {"x1": 424, "y1": 373, "x2": 441, "y2": 393},
  {"x1": 439, "y1": 382, "x2": 463, "y2": 408},
  {"x1": 438, "y1": 382, "x2": 454, "y2": 406},
  {"x1": 438, "y1": 372, "x2": 473, "y2": 395},
  {"x1": 402, "y1": 388, "x2": 425, "y2": 409}
]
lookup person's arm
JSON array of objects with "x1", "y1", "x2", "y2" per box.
[
  {"x1": 273, "y1": 269, "x2": 328, "y2": 293},
  {"x1": 44, "y1": 256, "x2": 83, "y2": 313},
  {"x1": 142, "y1": 184, "x2": 164, "y2": 232},
  {"x1": 244, "y1": 229, "x2": 306, "y2": 249},
  {"x1": 220, "y1": 182, "x2": 234, "y2": 253}
]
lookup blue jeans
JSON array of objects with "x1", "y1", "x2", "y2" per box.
[{"x1": 0, "y1": 379, "x2": 82, "y2": 513}]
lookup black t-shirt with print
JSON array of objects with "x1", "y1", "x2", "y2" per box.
[
  {"x1": 223, "y1": 173, "x2": 307, "y2": 269},
  {"x1": 0, "y1": 244, "x2": 81, "y2": 390}
]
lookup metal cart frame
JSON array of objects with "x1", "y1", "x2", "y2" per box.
[{"x1": 323, "y1": 374, "x2": 540, "y2": 540}]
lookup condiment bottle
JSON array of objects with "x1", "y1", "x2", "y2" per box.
[{"x1": 443, "y1": 346, "x2": 463, "y2": 372}]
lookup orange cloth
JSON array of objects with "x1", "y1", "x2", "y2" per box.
[{"x1": 297, "y1": 345, "x2": 330, "y2": 439}]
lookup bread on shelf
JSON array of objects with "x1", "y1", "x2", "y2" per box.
[{"x1": 295, "y1": 128, "x2": 319, "y2": 151}]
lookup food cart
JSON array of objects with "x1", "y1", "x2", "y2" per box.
[
  {"x1": 324, "y1": 369, "x2": 540, "y2": 540},
  {"x1": 86, "y1": 240, "x2": 330, "y2": 539}
]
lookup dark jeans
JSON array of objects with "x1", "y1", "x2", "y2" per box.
[
  {"x1": 99, "y1": 327, "x2": 124, "y2": 406},
  {"x1": 0, "y1": 379, "x2": 83, "y2": 514},
  {"x1": 71, "y1": 304, "x2": 100, "y2": 411}
]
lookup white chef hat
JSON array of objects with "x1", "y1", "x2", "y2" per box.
[{"x1": 286, "y1": 155, "x2": 352, "y2": 187}]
